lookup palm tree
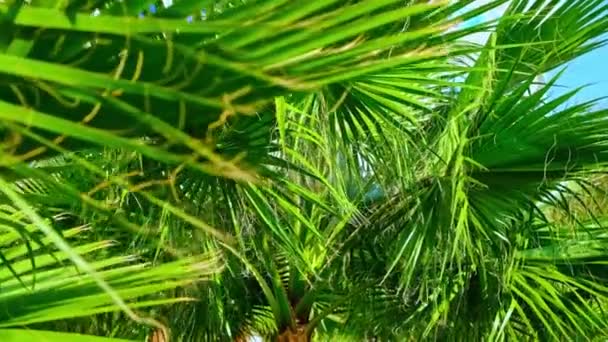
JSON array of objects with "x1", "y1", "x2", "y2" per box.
[{"x1": 0, "y1": 0, "x2": 608, "y2": 340}]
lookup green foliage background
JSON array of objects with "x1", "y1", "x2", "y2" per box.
[{"x1": 0, "y1": 0, "x2": 607, "y2": 341}]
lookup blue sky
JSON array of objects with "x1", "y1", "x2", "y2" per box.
[
  {"x1": 558, "y1": 0, "x2": 608, "y2": 107},
  {"x1": 463, "y1": 0, "x2": 607, "y2": 108},
  {"x1": 548, "y1": 43, "x2": 608, "y2": 107}
]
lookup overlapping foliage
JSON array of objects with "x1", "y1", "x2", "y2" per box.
[{"x1": 0, "y1": 0, "x2": 607, "y2": 341}]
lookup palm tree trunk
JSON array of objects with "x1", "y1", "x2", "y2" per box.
[{"x1": 276, "y1": 325, "x2": 309, "y2": 342}]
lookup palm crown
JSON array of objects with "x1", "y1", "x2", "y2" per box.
[{"x1": 0, "y1": 0, "x2": 607, "y2": 341}]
